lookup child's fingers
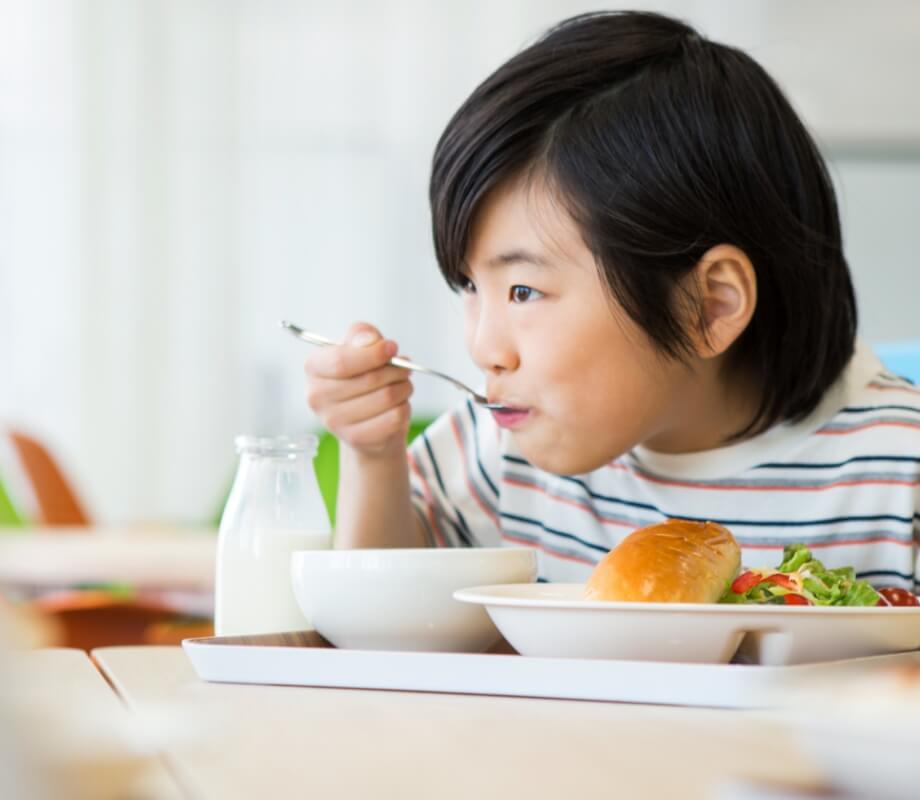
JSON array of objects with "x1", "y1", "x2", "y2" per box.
[
  {"x1": 336, "y1": 401, "x2": 412, "y2": 451},
  {"x1": 321, "y1": 379, "x2": 415, "y2": 434},
  {"x1": 305, "y1": 364, "x2": 409, "y2": 411},
  {"x1": 304, "y1": 334, "x2": 398, "y2": 380},
  {"x1": 344, "y1": 321, "x2": 381, "y2": 343}
]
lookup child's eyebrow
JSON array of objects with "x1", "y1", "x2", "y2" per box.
[{"x1": 485, "y1": 249, "x2": 555, "y2": 269}]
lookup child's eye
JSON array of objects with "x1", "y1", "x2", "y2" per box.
[{"x1": 510, "y1": 285, "x2": 543, "y2": 303}]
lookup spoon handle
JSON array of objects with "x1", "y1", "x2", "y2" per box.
[{"x1": 280, "y1": 320, "x2": 419, "y2": 372}]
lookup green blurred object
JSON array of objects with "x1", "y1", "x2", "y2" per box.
[
  {"x1": 314, "y1": 418, "x2": 434, "y2": 525},
  {"x1": 212, "y1": 418, "x2": 435, "y2": 528},
  {"x1": 0, "y1": 473, "x2": 25, "y2": 527},
  {"x1": 313, "y1": 430, "x2": 340, "y2": 525}
]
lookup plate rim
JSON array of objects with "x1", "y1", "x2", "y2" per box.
[{"x1": 453, "y1": 583, "x2": 920, "y2": 614}]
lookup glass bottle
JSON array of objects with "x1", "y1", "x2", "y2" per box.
[{"x1": 214, "y1": 435, "x2": 331, "y2": 636}]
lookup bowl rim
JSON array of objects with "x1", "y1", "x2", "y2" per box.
[{"x1": 291, "y1": 546, "x2": 537, "y2": 561}]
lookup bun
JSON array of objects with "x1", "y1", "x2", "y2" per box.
[{"x1": 584, "y1": 519, "x2": 740, "y2": 603}]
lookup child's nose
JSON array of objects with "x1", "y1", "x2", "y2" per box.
[{"x1": 467, "y1": 312, "x2": 519, "y2": 375}]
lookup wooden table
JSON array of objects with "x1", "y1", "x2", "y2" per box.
[
  {"x1": 93, "y1": 645, "x2": 824, "y2": 800},
  {"x1": 3, "y1": 648, "x2": 182, "y2": 799}
]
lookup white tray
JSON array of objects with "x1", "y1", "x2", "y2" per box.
[{"x1": 182, "y1": 630, "x2": 920, "y2": 709}]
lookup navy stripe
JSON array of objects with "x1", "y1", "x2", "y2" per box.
[
  {"x1": 504, "y1": 528, "x2": 604, "y2": 567},
  {"x1": 758, "y1": 454, "x2": 920, "y2": 470},
  {"x1": 503, "y1": 527, "x2": 592, "y2": 560},
  {"x1": 841, "y1": 404, "x2": 920, "y2": 416},
  {"x1": 510, "y1": 448, "x2": 920, "y2": 476},
  {"x1": 421, "y1": 432, "x2": 447, "y2": 495},
  {"x1": 857, "y1": 569, "x2": 917, "y2": 583},
  {"x1": 504, "y1": 455, "x2": 916, "y2": 527},
  {"x1": 422, "y1": 432, "x2": 474, "y2": 547},
  {"x1": 504, "y1": 468, "x2": 654, "y2": 530},
  {"x1": 501, "y1": 511, "x2": 610, "y2": 555},
  {"x1": 506, "y1": 506, "x2": 913, "y2": 552},
  {"x1": 465, "y1": 400, "x2": 499, "y2": 499},
  {"x1": 452, "y1": 408, "x2": 500, "y2": 523},
  {"x1": 504, "y1": 455, "x2": 661, "y2": 514},
  {"x1": 856, "y1": 569, "x2": 920, "y2": 585},
  {"x1": 626, "y1": 455, "x2": 920, "y2": 489}
]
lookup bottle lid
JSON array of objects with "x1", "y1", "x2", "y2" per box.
[{"x1": 234, "y1": 434, "x2": 319, "y2": 458}]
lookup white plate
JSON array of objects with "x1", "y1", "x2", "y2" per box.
[{"x1": 453, "y1": 583, "x2": 920, "y2": 665}]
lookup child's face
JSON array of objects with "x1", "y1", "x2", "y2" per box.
[{"x1": 461, "y1": 179, "x2": 696, "y2": 474}]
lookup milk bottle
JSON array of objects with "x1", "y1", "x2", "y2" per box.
[{"x1": 214, "y1": 435, "x2": 331, "y2": 636}]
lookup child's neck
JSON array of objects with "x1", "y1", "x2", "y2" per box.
[{"x1": 643, "y1": 359, "x2": 762, "y2": 455}]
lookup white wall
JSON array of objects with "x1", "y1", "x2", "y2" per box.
[
  {"x1": 832, "y1": 155, "x2": 920, "y2": 343},
  {"x1": 1, "y1": 0, "x2": 919, "y2": 523}
]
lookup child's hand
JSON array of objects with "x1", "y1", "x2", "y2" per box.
[{"x1": 304, "y1": 322, "x2": 414, "y2": 458}]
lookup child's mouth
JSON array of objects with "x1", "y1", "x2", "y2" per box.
[{"x1": 490, "y1": 407, "x2": 531, "y2": 429}]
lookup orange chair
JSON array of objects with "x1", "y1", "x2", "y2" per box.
[
  {"x1": 1, "y1": 427, "x2": 212, "y2": 649},
  {"x1": 23, "y1": 588, "x2": 213, "y2": 650},
  {"x1": 3, "y1": 428, "x2": 90, "y2": 526},
  {"x1": 33, "y1": 590, "x2": 179, "y2": 650}
]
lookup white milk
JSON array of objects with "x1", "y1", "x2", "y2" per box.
[{"x1": 214, "y1": 529, "x2": 330, "y2": 636}]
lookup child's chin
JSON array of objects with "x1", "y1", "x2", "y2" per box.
[{"x1": 516, "y1": 438, "x2": 615, "y2": 476}]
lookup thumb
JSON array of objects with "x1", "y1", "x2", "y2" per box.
[{"x1": 345, "y1": 322, "x2": 383, "y2": 348}]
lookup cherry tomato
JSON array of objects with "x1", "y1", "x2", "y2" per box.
[
  {"x1": 731, "y1": 571, "x2": 763, "y2": 594},
  {"x1": 782, "y1": 593, "x2": 810, "y2": 605},
  {"x1": 764, "y1": 573, "x2": 797, "y2": 591},
  {"x1": 877, "y1": 587, "x2": 920, "y2": 607}
]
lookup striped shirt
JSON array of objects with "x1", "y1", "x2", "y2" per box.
[{"x1": 408, "y1": 341, "x2": 920, "y2": 590}]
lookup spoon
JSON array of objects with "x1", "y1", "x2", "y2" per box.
[{"x1": 280, "y1": 320, "x2": 509, "y2": 411}]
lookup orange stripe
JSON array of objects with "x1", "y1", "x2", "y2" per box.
[
  {"x1": 500, "y1": 530, "x2": 597, "y2": 565},
  {"x1": 407, "y1": 451, "x2": 447, "y2": 547},
  {"x1": 795, "y1": 536, "x2": 914, "y2": 549},
  {"x1": 504, "y1": 476, "x2": 635, "y2": 527},
  {"x1": 868, "y1": 381, "x2": 920, "y2": 394},
  {"x1": 606, "y1": 461, "x2": 920, "y2": 492},
  {"x1": 817, "y1": 421, "x2": 920, "y2": 435},
  {"x1": 735, "y1": 542, "x2": 785, "y2": 550}
]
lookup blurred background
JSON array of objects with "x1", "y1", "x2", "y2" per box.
[{"x1": 2, "y1": 0, "x2": 919, "y2": 527}]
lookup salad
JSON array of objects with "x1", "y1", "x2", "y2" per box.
[{"x1": 720, "y1": 543, "x2": 882, "y2": 606}]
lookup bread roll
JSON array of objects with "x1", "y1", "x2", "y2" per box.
[{"x1": 584, "y1": 519, "x2": 740, "y2": 603}]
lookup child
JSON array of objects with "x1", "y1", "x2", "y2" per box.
[{"x1": 303, "y1": 10, "x2": 919, "y2": 591}]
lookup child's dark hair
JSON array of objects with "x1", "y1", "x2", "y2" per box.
[{"x1": 430, "y1": 10, "x2": 856, "y2": 438}]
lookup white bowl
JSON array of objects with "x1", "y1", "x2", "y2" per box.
[{"x1": 290, "y1": 548, "x2": 538, "y2": 652}]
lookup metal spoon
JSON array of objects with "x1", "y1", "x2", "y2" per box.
[{"x1": 280, "y1": 320, "x2": 508, "y2": 411}]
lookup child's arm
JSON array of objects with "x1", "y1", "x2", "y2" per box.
[
  {"x1": 304, "y1": 321, "x2": 427, "y2": 548},
  {"x1": 334, "y1": 444, "x2": 427, "y2": 548}
]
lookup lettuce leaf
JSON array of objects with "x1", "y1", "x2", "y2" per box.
[{"x1": 719, "y1": 544, "x2": 880, "y2": 606}]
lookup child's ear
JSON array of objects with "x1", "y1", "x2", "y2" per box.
[{"x1": 691, "y1": 244, "x2": 757, "y2": 358}]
